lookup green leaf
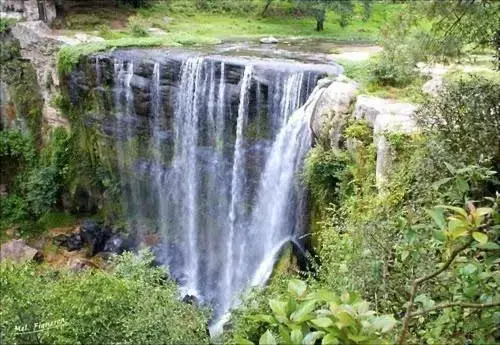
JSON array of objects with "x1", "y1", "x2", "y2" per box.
[
  {"x1": 279, "y1": 325, "x2": 292, "y2": 344},
  {"x1": 291, "y1": 300, "x2": 317, "y2": 323},
  {"x1": 321, "y1": 333, "x2": 340, "y2": 345},
  {"x1": 270, "y1": 299, "x2": 288, "y2": 318},
  {"x1": 431, "y1": 177, "x2": 453, "y2": 190},
  {"x1": 433, "y1": 230, "x2": 447, "y2": 242},
  {"x1": 347, "y1": 334, "x2": 371, "y2": 342},
  {"x1": 401, "y1": 250, "x2": 409, "y2": 261},
  {"x1": 302, "y1": 331, "x2": 325, "y2": 345},
  {"x1": 306, "y1": 290, "x2": 339, "y2": 304},
  {"x1": 372, "y1": 315, "x2": 397, "y2": 333},
  {"x1": 477, "y1": 242, "x2": 500, "y2": 250},
  {"x1": 334, "y1": 311, "x2": 355, "y2": 329},
  {"x1": 259, "y1": 330, "x2": 276, "y2": 345},
  {"x1": 448, "y1": 219, "x2": 468, "y2": 238},
  {"x1": 235, "y1": 336, "x2": 255, "y2": 345},
  {"x1": 288, "y1": 279, "x2": 307, "y2": 298},
  {"x1": 427, "y1": 208, "x2": 446, "y2": 230},
  {"x1": 310, "y1": 317, "x2": 334, "y2": 329},
  {"x1": 291, "y1": 329, "x2": 303, "y2": 344},
  {"x1": 251, "y1": 314, "x2": 277, "y2": 324},
  {"x1": 438, "y1": 205, "x2": 468, "y2": 218},
  {"x1": 472, "y1": 231, "x2": 488, "y2": 244},
  {"x1": 476, "y1": 207, "x2": 493, "y2": 216}
]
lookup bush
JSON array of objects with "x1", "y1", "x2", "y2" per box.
[
  {"x1": 415, "y1": 76, "x2": 500, "y2": 168},
  {"x1": 227, "y1": 279, "x2": 396, "y2": 345},
  {"x1": 1, "y1": 128, "x2": 72, "y2": 227},
  {"x1": 128, "y1": 17, "x2": 149, "y2": 37},
  {"x1": 303, "y1": 146, "x2": 350, "y2": 205},
  {"x1": 369, "y1": 48, "x2": 418, "y2": 87},
  {"x1": 0, "y1": 250, "x2": 210, "y2": 345}
]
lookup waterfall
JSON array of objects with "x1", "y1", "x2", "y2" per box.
[
  {"x1": 226, "y1": 65, "x2": 253, "y2": 311},
  {"x1": 95, "y1": 51, "x2": 341, "y2": 331}
]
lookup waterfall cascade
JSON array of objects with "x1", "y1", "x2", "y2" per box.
[{"x1": 79, "y1": 49, "x2": 341, "y2": 327}]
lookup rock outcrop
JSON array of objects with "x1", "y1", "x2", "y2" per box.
[
  {"x1": 353, "y1": 95, "x2": 418, "y2": 186},
  {"x1": 0, "y1": 239, "x2": 42, "y2": 263},
  {"x1": 1, "y1": 0, "x2": 57, "y2": 24},
  {"x1": 309, "y1": 76, "x2": 358, "y2": 147},
  {"x1": 10, "y1": 21, "x2": 71, "y2": 130}
]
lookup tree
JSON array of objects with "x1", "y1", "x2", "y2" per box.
[
  {"x1": 297, "y1": 0, "x2": 372, "y2": 32},
  {"x1": 417, "y1": 0, "x2": 500, "y2": 67}
]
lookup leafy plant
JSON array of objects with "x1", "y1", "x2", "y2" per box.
[
  {"x1": 0, "y1": 250, "x2": 210, "y2": 345},
  {"x1": 238, "y1": 279, "x2": 396, "y2": 345},
  {"x1": 398, "y1": 201, "x2": 499, "y2": 344},
  {"x1": 128, "y1": 17, "x2": 150, "y2": 37},
  {"x1": 415, "y1": 76, "x2": 500, "y2": 168}
]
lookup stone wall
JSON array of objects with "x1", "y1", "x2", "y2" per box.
[{"x1": 1, "y1": 0, "x2": 56, "y2": 24}]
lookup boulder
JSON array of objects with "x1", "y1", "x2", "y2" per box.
[
  {"x1": 74, "y1": 33, "x2": 105, "y2": 44},
  {"x1": 310, "y1": 77, "x2": 358, "y2": 147},
  {"x1": 68, "y1": 257, "x2": 96, "y2": 272},
  {"x1": 422, "y1": 77, "x2": 443, "y2": 97},
  {"x1": 353, "y1": 95, "x2": 418, "y2": 187},
  {"x1": 53, "y1": 232, "x2": 84, "y2": 251},
  {"x1": 260, "y1": 36, "x2": 279, "y2": 44},
  {"x1": 182, "y1": 294, "x2": 199, "y2": 305},
  {"x1": 103, "y1": 234, "x2": 131, "y2": 254},
  {"x1": 0, "y1": 239, "x2": 42, "y2": 263},
  {"x1": 80, "y1": 220, "x2": 112, "y2": 256}
]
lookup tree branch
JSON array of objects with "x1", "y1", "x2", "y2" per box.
[
  {"x1": 397, "y1": 237, "x2": 474, "y2": 345},
  {"x1": 410, "y1": 301, "x2": 500, "y2": 318}
]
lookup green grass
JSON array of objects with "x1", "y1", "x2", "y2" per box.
[
  {"x1": 58, "y1": 1, "x2": 402, "y2": 43},
  {"x1": 38, "y1": 211, "x2": 78, "y2": 229},
  {"x1": 338, "y1": 58, "x2": 428, "y2": 103},
  {"x1": 57, "y1": 34, "x2": 220, "y2": 75},
  {"x1": 141, "y1": 2, "x2": 401, "y2": 42},
  {"x1": 0, "y1": 18, "x2": 17, "y2": 33}
]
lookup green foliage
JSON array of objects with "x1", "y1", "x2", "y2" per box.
[
  {"x1": 0, "y1": 250, "x2": 210, "y2": 345},
  {"x1": 128, "y1": 16, "x2": 150, "y2": 37},
  {"x1": 415, "y1": 76, "x2": 500, "y2": 168},
  {"x1": 420, "y1": 0, "x2": 500, "y2": 67},
  {"x1": 1, "y1": 128, "x2": 72, "y2": 229},
  {"x1": 344, "y1": 120, "x2": 372, "y2": 145},
  {"x1": 38, "y1": 212, "x2": 78, "y2": 229},
  {"x1": 0, "y1": 129, "x2": 36, "y2": 164},
  {"x1": 369, "y1": 49, "x2": 418, "y2": 88},
  {"x1": 231, "y1": 279, "x2": 396, "y2": 345},
  {"x1": 57, "y1": 34, "x2": 220, "y2": 75},
  {"x1": 303, "y1": 146, "x2": 350, "y2": 205},
  {"x1": 0, "y1": 18, "x2": 16, "y2": 33},
  {"x1": 305, "y1": 67, "x2": 500, "y2": 343}
]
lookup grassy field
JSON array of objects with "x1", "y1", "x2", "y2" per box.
[{"x1": 57, "y1": 1, "x2": 402, "y2": 43}]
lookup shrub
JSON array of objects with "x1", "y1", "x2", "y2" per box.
[
  {"x1": 0, "y1": 250, "x2": 210, "y2": 345},
  {"x1": 369, "y1": 48, "x2": 418, "y2": 87},
  {"x1": 128, "y1": 17, "x2": 150, "y2": 37},
  {"x1": 229, "y1": 279, "x2": 396, "y2": 345},
  {"x1": 415, "y1": 76, "x2": 500, "y2": 168},
  {"x1": 303, "y1": 146, "x2": 350, "y2": 205}
]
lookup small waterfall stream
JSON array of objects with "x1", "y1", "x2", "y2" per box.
[{"x1": 89, "y1": 51, "x2": 341, "y2": 329}]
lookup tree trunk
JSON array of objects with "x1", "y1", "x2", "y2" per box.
[
  {"x1": 315, "y1": 8, "x2": 325, "y2": 32},
  {"x1": 316, "y1": 19, "x2": 324, "y2": 31},
  {"x1": 262, "y1": 0, "x2": 273, "y2": 16}
]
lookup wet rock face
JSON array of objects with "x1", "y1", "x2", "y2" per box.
[
  {"x1": 80, "y1": 220, "x2": 112, "y2": 256},
  {"x1": 68, "y1": 50, "x2": 337, "y2": 140}
]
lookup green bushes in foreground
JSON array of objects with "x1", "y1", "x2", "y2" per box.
[
  {"x1": 288, "y1": 76, "x2": 499, "y2": 344},
  {"x1": 0, "y1": 250, "x2": 210, "y2": 345},
  {"x1": 232, "y1": 279, "x2": 396, "y2": 345}
]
